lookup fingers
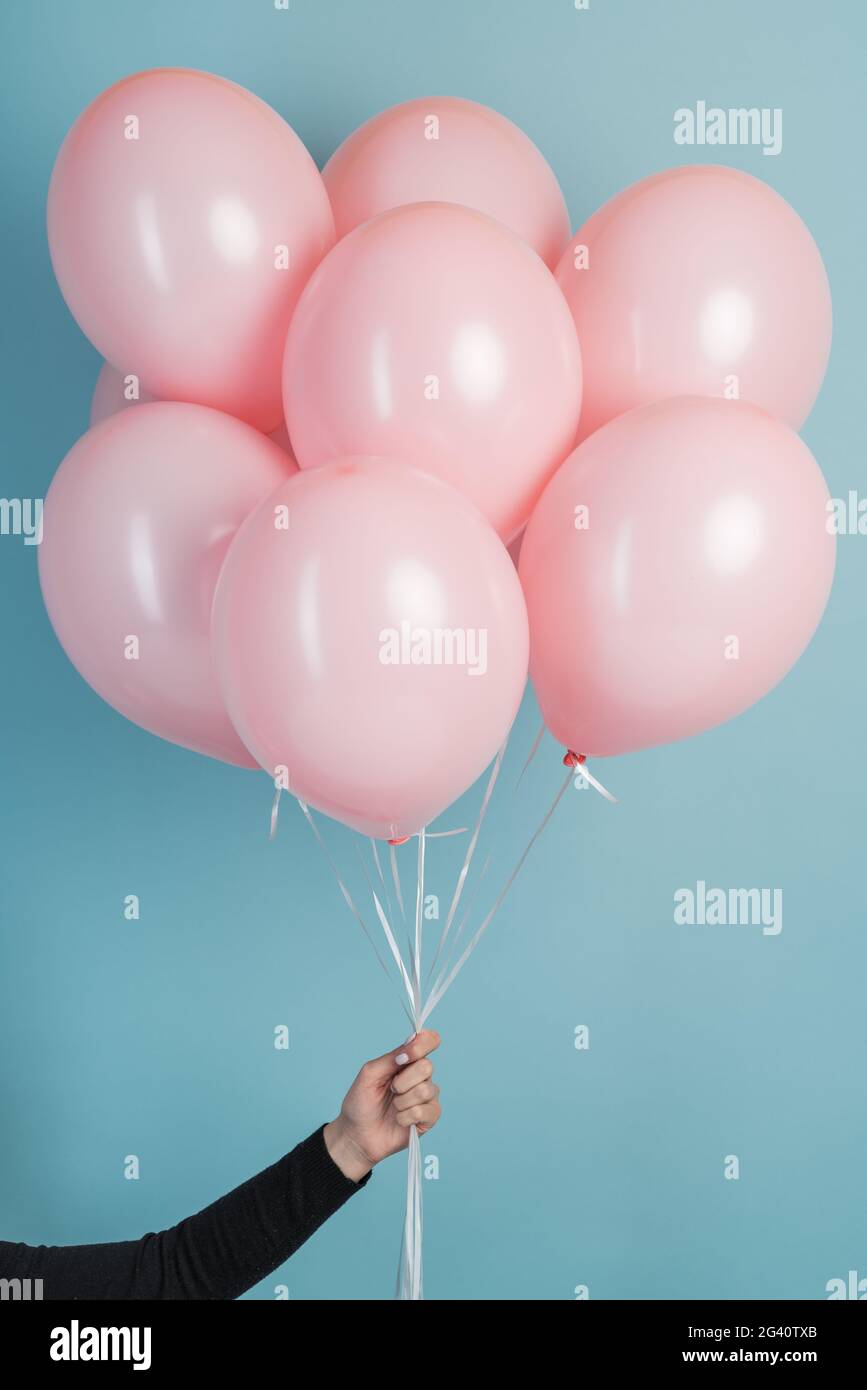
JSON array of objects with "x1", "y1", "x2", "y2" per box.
[
  {"x1": 391, "y1": 1036, "x2": 441, "y2": 1130},
  {"x1": 392, "y1": 1078, "x2": 440, "y2": 1111},
  {"x1": 391, "y1": 1056, "x2": 433, "y2": 1095},
  {"x1": 359, "y1": 1028, "x2": 441, "y2": 1084},
  {"x1": 394, "y1": 1098, "x2": 442, "y2": 1132}
]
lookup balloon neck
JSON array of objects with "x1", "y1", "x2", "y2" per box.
[
  {"x1": 563, "y1": 750, "x2": 586, "y2": 768},
  {"x1": 387, "y1": 835, "x2": 412, "y2": 846}
]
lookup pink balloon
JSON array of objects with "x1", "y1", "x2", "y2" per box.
[
  {"x1": 283, "y1": 203, "x2": 582, "y2": 542},
  {"x1": 213, "y1": 459, "x2": 529, "y2": 839},
  {"x1": 89, "y1": 362, "x2": 299, "y2": 464},
  {"x1": 48, "y1": 69, "x2": 334, "y2": 432},
  {"x1": 519, "y1": 397, "x2": 835, "y2": 758},
  {"x1": 323, "y1": 96, "x2": 570, "y2": 269},
  {"x1": 39, "y1": 402, "x2": 294, "y2": 766},
  {"x1": 555, "y1": 165, "x2": 832, "y2": 441}
]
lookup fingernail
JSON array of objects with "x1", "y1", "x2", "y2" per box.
[{"x1": 395, "y1": 1052, "x2": 410, "y2": 1065}]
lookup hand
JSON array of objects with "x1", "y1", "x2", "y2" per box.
[{"x1": 323, "y1": 1030, "x2": 442, "y2": 1182}]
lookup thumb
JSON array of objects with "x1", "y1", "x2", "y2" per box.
[{"x1": 361, "y1": 1029, "x2": 442, "y2": 1084}]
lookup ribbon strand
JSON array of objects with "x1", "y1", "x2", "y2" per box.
[
  {"x1": 514, "y1": 719, "x2": 546, "y2": 792},
  {"x1": 427, "y1": 738, "x2": 508, "y2": 986},
  {"x1": 421, "y1": 768, "x2": 574, "y2": 1023},
  {"x1": 297, "y1": 800, "x2": 414, "y2": 1028},
  {"x1": 269, "y1": 785, "x2": 282, "y2": 840}
]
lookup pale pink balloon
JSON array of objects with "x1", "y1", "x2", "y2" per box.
[
  {"x1": 89, "y1": 362, "x2": 299, "y2": 464},
  {"x1": 519, "y1": 397, "x2": 835, "y2": 758},
  {"x1": 283, "y1": 203, "x2": 582, "y2": 542},
  {"x1": 555, "y1": 165, "x2": 832, "y2": 440},
  {"x1": 48, "y1": 69, "x2": 335, "y2": 432},
  {"x1": 323, "y1": 96, "x2": 570, "y2": 268},
  {"x1": 213, "y1": 459, "x2": 529, "y2": 839},
  {"x1": 39, "y1": 402, "x2": 294, "y2": 766}
]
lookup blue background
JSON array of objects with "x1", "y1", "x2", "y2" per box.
[{"x1": 1, "y1": 0, "x2": 864, "y2": 1301}]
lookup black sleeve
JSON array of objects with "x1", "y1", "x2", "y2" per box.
[{"x1": 0, "y1": 1124, "x2": 370, "y2": 1301}]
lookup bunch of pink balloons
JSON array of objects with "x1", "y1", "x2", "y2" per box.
[{"x1": 39, "y1": 71, "x2": 835, "y2": 838}]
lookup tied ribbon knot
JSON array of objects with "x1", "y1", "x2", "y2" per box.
[
  {"x1": 562, "y1": 750, "x2": 586, "y2": 768},
  {"x1": 562, "y1": 749, "x2": 618, "y2": 803}
]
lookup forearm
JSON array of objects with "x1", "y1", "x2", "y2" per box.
[{"x1": 0, "y1": 1125, "x2": 370, "y2": 1300}]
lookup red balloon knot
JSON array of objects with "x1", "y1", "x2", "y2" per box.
[
  {"x1": 562, "y1": 750, "x2": 586, "y2": 768},
  {"x1": 387, "y1": 835, "x2": 411, "y2": 846}
]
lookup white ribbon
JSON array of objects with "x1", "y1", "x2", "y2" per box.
[
  {"x1": 514, "y1": 718, "x2": 546, "y2": 792},
  {"x1": 397, "y1": 1123, "x2": 423, "y2": 1300},
  {"x1": 269, "y1": 786, "x2": 282, "y2": 840},
  {"x1": 571, "y1": 759, "x2": 619, "y2": 804},
  {"x1": 296, "y1": 736, "x2": 616, "y2": 1299}
]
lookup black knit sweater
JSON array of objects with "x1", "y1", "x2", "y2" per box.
[{"x1": 0, "y1": 1125, "x2": 370, "y2": 1300}]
